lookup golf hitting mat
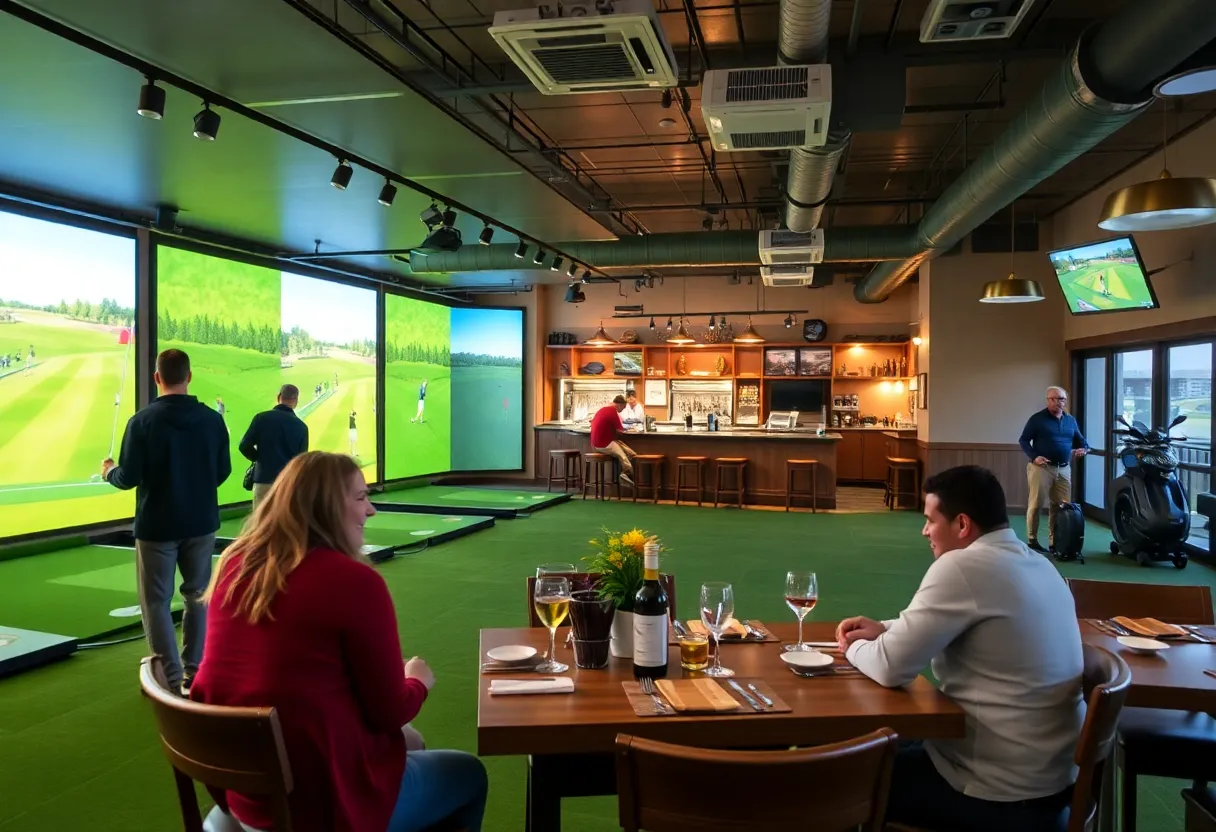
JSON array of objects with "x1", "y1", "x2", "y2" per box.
[{"x1": 372, "y1": 485, "x2": 571, "y2": 518}]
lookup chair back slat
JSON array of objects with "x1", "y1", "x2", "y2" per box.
[
  {"x1": 139, "y1": 657, "x2": 295, "y2": 831},
  {"x1": 1067, "y1": 579, "x2": 1214, "y2": 625},
  {"x1": 526, "y1": 573, "x2": 677, "y2": 626},
  {"x1": 1068, "y1": 644, "x2": 1132, "y2": 832},
  {"x1": 615, "y1": 729, "x2": 897, "y2": 832}
]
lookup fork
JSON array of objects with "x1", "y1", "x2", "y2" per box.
[{"x1": 639, "y1": 677, "x2": 668, "y2": 714}]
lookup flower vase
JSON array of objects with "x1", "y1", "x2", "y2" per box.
[{"x1": 610, "y1": 609, "x2": 634, "y2": 658}]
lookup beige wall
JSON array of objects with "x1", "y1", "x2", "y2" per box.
[
  {"x1": 1053, "y1": 115, "x2": 1216, "y2": 340},
  {"x1": 917, "y1": 260, "x2": 931, "y2": 443}
]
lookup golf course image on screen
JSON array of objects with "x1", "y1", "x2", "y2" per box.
[
  {"x1": 156, "y1": 247, "x2": 377, "y2": 506},
  {"x1": 1048, "y1": 237, "x2": 1158, "y2": 314},
  {"x1": 385, "y1": 294, "x2": 451, "y2": 479},
  {"x1": 450, "y1": 307, "x2": 523, "y2": 471},
  {"x1": 0, "y1": 210, "x2": 136, "y2": 540}
]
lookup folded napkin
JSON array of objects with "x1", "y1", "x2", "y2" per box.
[
  {"x1": 1113, "y1": 617, "x2": 1188, "y2": 638},
  {"x1": 687, "y1": 618, "x2": 747, "y2": 638},
  {"x1": 488, "y1": 678, "x2": 574, "y2": 696},
  {"x1": 655, "y1": 678, "x2": 740, "y2": 712}
]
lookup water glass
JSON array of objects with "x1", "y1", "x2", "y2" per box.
[{"x1": 699, "y1": 581, "x2": 735, "y2": 678}]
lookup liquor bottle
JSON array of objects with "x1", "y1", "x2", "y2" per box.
[
  {"x1": 633, "y1": 540, "x2": 669, "y2": 680},
  {"x1": 900, "y1": 355, "x2": 907, "y2": 377}
]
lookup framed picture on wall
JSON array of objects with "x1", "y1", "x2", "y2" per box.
[
  {"x1": 917, "y1": 373, "x2": 928, "y2": 410},
  {"x1": 764, "y1": 348, "x2": 797, "y2": 376},
  {"x1": 798, "y1": 347, "x2": 833, "y2": 376},
  {"x1": 644, "y1": 379, "x2": 667, "y2": 407}
]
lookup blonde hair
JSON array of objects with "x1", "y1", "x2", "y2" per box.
[{"x1": 206, "y1": 452, "x2": 366, "y2": 623}]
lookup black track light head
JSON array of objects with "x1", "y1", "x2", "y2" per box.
[
  {"x1": 708, "y1": 315, "x2": 716, "y2": 330},
  {"x1": 719, "y1": 316, "x2": 727, "y2": 328},
  {"x1": 479, "y1": 224, "x2": 494, "y2": 245},
  {"x1": 377, "y1": 180, "x2": 397, "y2": 207},
  {"x1": 581, "y1": 270, "x2": 591, "y2": 284},
  {"x1": 533, "y1": 249, "x2": 546, "y2": 265},
  {"x1": 702, "y1": 216, "x2": 713, "y2": 231},
  {"x1": 568, "y1": 262, "x2": 579, "y2": 278},
  {"x1": 550, "y1": 256, "x2": 563, "y2": 272},
  {"x1": 514, "y1": 240, "x2": 528, "y2": 259},
  {"x1": 193, "y1": 103, "x2": 220, "y2": 141},
  {"x1": 649, "y1": 317, "x2": 656, "y2": 330},
  {"x1": 420, "y1": 203, "x2": 443, "y2": 229},
  {"x1": 330, "y1": 160, "x2": 353, "y2": 191},
  {"x1": 441, "y1": 207, "x2": 457, "y2": 228},
  {"x1": 138, "y1": 79, "x2": 165, "y2": 120},
  {"x1": 666, "y1": 317, "x2": 673, "y2": 331},
  {"x1": 564, "y1": 283, "x2": 585, "y2": 304},
  {"x1": 661, "y1": 89, "x2": 673, "y2": 109}
]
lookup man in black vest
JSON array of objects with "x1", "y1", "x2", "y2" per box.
[{"x1": 239, "y1": 384, "x2": 309, "y2": 510}]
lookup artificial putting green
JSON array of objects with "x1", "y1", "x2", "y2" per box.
[
  {"x1": 373, "y1": 484, "x2": 570, "y2": 516},
  {"x1": 216, "y1": 510, "x2": 492, "y2": 551}
]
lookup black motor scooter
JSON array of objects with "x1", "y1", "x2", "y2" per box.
[{"x1": 1108, "y1": 414, "x2": 1191, "y2": 569}]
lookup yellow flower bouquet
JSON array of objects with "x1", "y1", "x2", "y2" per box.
[{"x1": 584, "y1": 527, "x2": 667, "y2": 612}]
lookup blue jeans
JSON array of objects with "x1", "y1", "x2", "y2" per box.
[
  {"x1": 884, "y1": 743, "x2": 1070, "y2": 832},
  {"x1": 386, "y1": 750, "x2": 488, "y2": 832}
]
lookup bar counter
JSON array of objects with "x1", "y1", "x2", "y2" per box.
[{"x1": 535, "y1": 423, "x2": 843, "y2": 508}]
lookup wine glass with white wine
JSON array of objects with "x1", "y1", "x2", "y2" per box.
[
  {"x1": 783, "y1": 571, "x2": 818, "y2": 652},
  {"x1": 699, "y1": 581, "x2": 735, "y2": 678},
  {"x1": 534, "y1": 576, "x2": 571, "y2": 673}
]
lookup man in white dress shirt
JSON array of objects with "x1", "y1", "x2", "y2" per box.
[
  {"x1": 620, "y1": 388, "x2": 645, "y2": 427},
  {"x1": 837, "y1": 465, "x2": 1084, "y2": 831}
]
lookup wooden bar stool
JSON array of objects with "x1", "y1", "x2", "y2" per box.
[
  {"x1": 713, "y1": 458, "x2": 748, "y2": 509},
  {"x1": 785, "y1": 459, "x2": 820, "y2": 513},
  {"x1": 885, "y1": 457, "x2": 921, "y2": 511},
  {"x1": 583, "y1": 452, "x2": 614, "y2": 501},
  {"x1": 547, "y1": 449, "x2": 582, "y2": 492},
  {"x1": 675, "y1": 456, "x2": 707, "y2": 506},
  {"x1": 631, "y1": 455, "x2": 666, "y2": 504}
]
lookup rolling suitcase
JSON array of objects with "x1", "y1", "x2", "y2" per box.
[{"x1": 1051, "y1": 501, "x2": 1085, "y2": 564}]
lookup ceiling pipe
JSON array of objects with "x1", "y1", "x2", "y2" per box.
[
  {"x1": 854, "y1": 0, "x2": 1216, "y2": 303},
  {"x1": 779, "y1": 0, "x2": 850, "y2": 232}
]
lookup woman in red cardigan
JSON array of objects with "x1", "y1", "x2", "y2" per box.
[{"x1": 192, "y1": 451, "x2": 487, "y2": 832}]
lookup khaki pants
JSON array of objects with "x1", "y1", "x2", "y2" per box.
[
  {"x1": 593, "y1": 439, "x2": 635, "y2": 479},
  {"x1": 251, "y1": 481, "x2": 272, "y2": 512},
  {"x1": 1026, "y1": 462, "x2": 1072, "y2": 544}
]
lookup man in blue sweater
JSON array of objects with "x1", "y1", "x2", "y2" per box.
[
  {"x1": 239, "y1": 384, "x2": 309, "y2": 510},
  {"x1": 1018, "y1": 386, "x2": 1089, "y2": 553},
  {"x1": 102, "y1": 349, "x2": 231, "y2": 694}
]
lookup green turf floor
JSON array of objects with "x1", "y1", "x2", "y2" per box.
[
  {"x1": 375, "y1": 484, "x2": 569, "y2": 514},
  {"x1": 218, "y1": 511, "x2": 490, "y2": 550},
  {"x1": 0, "y1": 502, "x2": 1212, "y2": 831}
]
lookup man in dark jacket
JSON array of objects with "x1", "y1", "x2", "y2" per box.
[
  {"x1": 239, "y1": 384, "x2": 309, "y2": 510},
  {"x1": 102, "y1": 349, "x2": 230, "y2": 694}
]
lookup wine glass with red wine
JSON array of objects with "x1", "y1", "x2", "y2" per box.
[{"x1": 783, "y1": 571, "x2": 818, "y2": 653}]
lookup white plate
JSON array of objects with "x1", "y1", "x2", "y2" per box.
[
  {"x1": 1117, "y1": 636, "x2": 1170, "y2": 655},
  {"x1": 486, "y1": 645, "x2": 538, "y2": 663},
  {"x1": 780, "y1": 650, "x2": 834, "y2": 669}
]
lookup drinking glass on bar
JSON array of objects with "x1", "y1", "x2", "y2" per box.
[
  {"x1": 783, "y1": 571, "x2": 819, "y2": 653},
  {"x1": 678, "y1": 632, "x2": 710, "y2": 671},
  {"x1": 536, "y1": 563, "x2": 576, "y2": 577},
  {"x1": 534, "y1": 576, "x2": 571, "y2": 674},
  {"x1": 699, "y1": 582, "x2": 735, "y2": 678}
]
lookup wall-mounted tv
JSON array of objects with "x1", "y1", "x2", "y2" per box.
[{"x1": 1047, "y1": 235, "x2": 1159, "y2": 315}]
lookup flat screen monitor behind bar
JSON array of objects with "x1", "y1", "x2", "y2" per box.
[{"x1": 1046, "y1": 235, "x2": 1160, "y2": 315}]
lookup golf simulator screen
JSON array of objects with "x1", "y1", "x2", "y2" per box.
[
  {"x1": 1047, "y1": 236, "x2": 1159, "y2": 315},
  {"x1": 156, "y1": 247, "x2": 378, "y2": 506},
  {"x1": 0, "y1": 209, "x2": 136, "y2": 540},
  {"x1": 385, "y1": 296, "x2": 523, "y2": 480}
]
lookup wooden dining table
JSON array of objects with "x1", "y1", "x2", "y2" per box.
[{"x1": 477, "y1": 621, "x2": 966, "y2": 832}]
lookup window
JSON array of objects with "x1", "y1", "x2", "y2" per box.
[{"x1": 1168, "y1": 343, "x2": 1212, "y2": 536}]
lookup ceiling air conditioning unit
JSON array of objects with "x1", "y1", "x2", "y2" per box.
[
  {"x1": 758, "y1": 229, "x2": 825, "y2": 266},
  {"x1": 761, "y1": 264, "x2": 815, "y2": 287},
  {"x1": 489, "y1": 0, "x2": 678, "y2": 95},
  {"x1": 920, "y1": 0, "x2": 1036, "y2": 43},
  {"x1": 701, "y1": 65, "x2": 831, "y2": 152}
]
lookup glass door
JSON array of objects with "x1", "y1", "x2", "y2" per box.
[
  {"x1": 1080, "y1": 355, "x2": 1108, "y2": 517},
  {"x1": 1113, "y1": 349, "x2": 1155, "y2": 478},
  {"x1": 1167, "y1": 343, "x2": 1213, "y2": 551}
]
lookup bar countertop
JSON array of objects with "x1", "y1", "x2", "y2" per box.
[{"x1": 535, "y1": 422, "x2": 842, "y2": 441}]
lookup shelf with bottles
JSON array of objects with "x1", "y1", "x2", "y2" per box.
[{"x1": 668, "y1": 347, "x2": 732, "y2": 379}]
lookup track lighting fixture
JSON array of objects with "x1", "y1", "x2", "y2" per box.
[
  {"x1": 192, "y1": 102, "x2": 220, "y2": 141},
  {"x1": 666, "y1": 317, "x2": 673, "y2": 332},
  {"x1": 581, "y1": 270, "x2": 591, "y2": 284},
  {"x1": 420, "y1": 203, "x2": 443, "y2": 229},
  {"x1": 330, "y1": 160, "x2": 353, "y2": 191},
  {"x1": 441, "y1": 206, "x2": 457, "y2": 228},
  {"x1": 478, "y1": 224, "x2": 494, "y2": 245},
  {"x1": 564, "y1": 282, "x2": 585, "y2": 304},
  {"x1": 377, "y1": 180, "x2": 397, "y2": 207},
  {"x1": 137, "y1": 78, "x2": 165, "y2": 120},
  {"x1": 661, "y1": 89, "x2": 673, "y2": 109},
  {"x1": 702, "y1": 217, "x2": 713, "y2": 231},
  {"x1": 533, "y1": 249, "x2": 546, "y2": 265},
  {"x1": 568, "y1": 262, "x2": 579, "y2": 278},
  {"x1": 514, "y1": 240, "x2": 528, "y2": 259},
  {"x1": 708, "y1": 315, "x2": 716, "y2": 331},
  {"x1": 551, "y1": 256, "x2": 563, "y2": 272},
  {"x1": 719, "y1": 316, "x2": 727, "y2": 328},
  {"x1": 649, "y1": 317, "x2": 656, "y2": 330},
  {"x1": 784, "y1": 314, "x2": 793, "y2": 328}
]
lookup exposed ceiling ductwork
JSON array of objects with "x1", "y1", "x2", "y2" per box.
[{"x1": 852, "y1": 0, "x2": 1216, "y2": 303}]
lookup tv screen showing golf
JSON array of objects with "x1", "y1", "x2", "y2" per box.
[
  {"x1": 385, "y1": 297, "x2": 523, "y2": 479},
  {"x1": 1047, "y1": 236, "x2": 1159, "y2": 315},
  {"x1": 0, "y1": 209, "x2": 136, "y2": 540},
  {"x1": 156, "y1": 247, "x2": 378, "y2": 507}
]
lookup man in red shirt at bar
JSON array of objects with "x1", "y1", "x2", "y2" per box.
[{"x1": 590, "y1": 395, "x2": 636, "y2": 488}]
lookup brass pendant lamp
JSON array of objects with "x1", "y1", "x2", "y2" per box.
[
  {"x1": 584, "y1": 321, "x2": 616, "y2": 346},
  {"x1": 980, "y1": 201, "x2": 1045, "y2": 303},
  {"x1": 667, "y1": 278, "x2": 696, "y2": 344},
  {"x1": 734, "y1": 277, "x2": 766, "y2": 343}
]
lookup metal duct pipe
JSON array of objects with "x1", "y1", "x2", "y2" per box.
[
  {"x1": 777, "y1": 0, "x2": 849, "y2": 232},
  {"x1": 854, "y1": 0, "x2": 1216, "y2": 303},
  {"x1": 407, "y1": 225, "x2": 922, "y2": 273}
]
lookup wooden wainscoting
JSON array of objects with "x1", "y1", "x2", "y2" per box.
[{"x1": 918, "y1": 441, "x2": 1031, "y2": 511}]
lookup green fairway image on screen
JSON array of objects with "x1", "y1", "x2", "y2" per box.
[
  {"x1": 450, "y1": 307, "x2": 523, "y2": 471},
  {"x1": 1048, "y1": 236, "x2": 1159, "y2": 315},
  {"x1": 385, "y1": 294, "x2": 451, "y2": 479},
  {"x1": 0, "y1": 210, "x2": 136, "y2": 539},
  {"x1": 156, "y1": 248, "x2": 377, "y2": 507}
]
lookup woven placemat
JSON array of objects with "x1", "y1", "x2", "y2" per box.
[{"x1": 622, "y1": 678, "x2": 792, "y2": 717}]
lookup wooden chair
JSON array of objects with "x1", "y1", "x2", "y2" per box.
[
  {"x1": 1066, "y1": 579, "x2": 1216, "y2": 832},
  {"x1": 583, "y1": 452, "x2": 615, "y2": 501},
  {"x1": 526, "y1": 573, "x2": 677, "y2": 626},
  {"x1": 674, "y1": 456, "x2": 707, "y2": 506},
  {"x1": 631, "y1": 454, "x2": 666, "y2": 504},
  {"x1": 616, "y1": 728, "x2": 898, "y2": 832},
  {"x1": 1184, "y1": 785, "x2": 1216, "y2": 832},
  {"x1": 886, "y1": 643, "x2": 1130, "y2": 832},
  {"x1": 884, "y1": 457, "x2": 920, "y2": 511},
  {"x1": 546, "y1": 449, "x2": 582, "y2": 492},
  {"x1": 713, "y1": 458, "x2": 748, "y2": 508},
  {"x1": 139, "y1": 656, "x2": 294, "y2": 832},
  {"x1": 785, "y1": 459, "x2": 820, "y2": 512}
]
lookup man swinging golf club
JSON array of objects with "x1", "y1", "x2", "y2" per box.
[{"x1": 411, "y1": 379, "x2": 428, "y2": 423}]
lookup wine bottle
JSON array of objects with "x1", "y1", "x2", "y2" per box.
[{"x1": 632, "y1": 541, "x2": 669, "y2": 679}]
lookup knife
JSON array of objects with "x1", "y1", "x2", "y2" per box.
[
  {"x1": 746, "y1": 682, "x2": 774, "y2": 707},
  {"x1": 671, "y1": 619, "x2": 690, "y2": 638},
  {"x1": 727, "y1": 679, "x2": 764, "y2": 710}
]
